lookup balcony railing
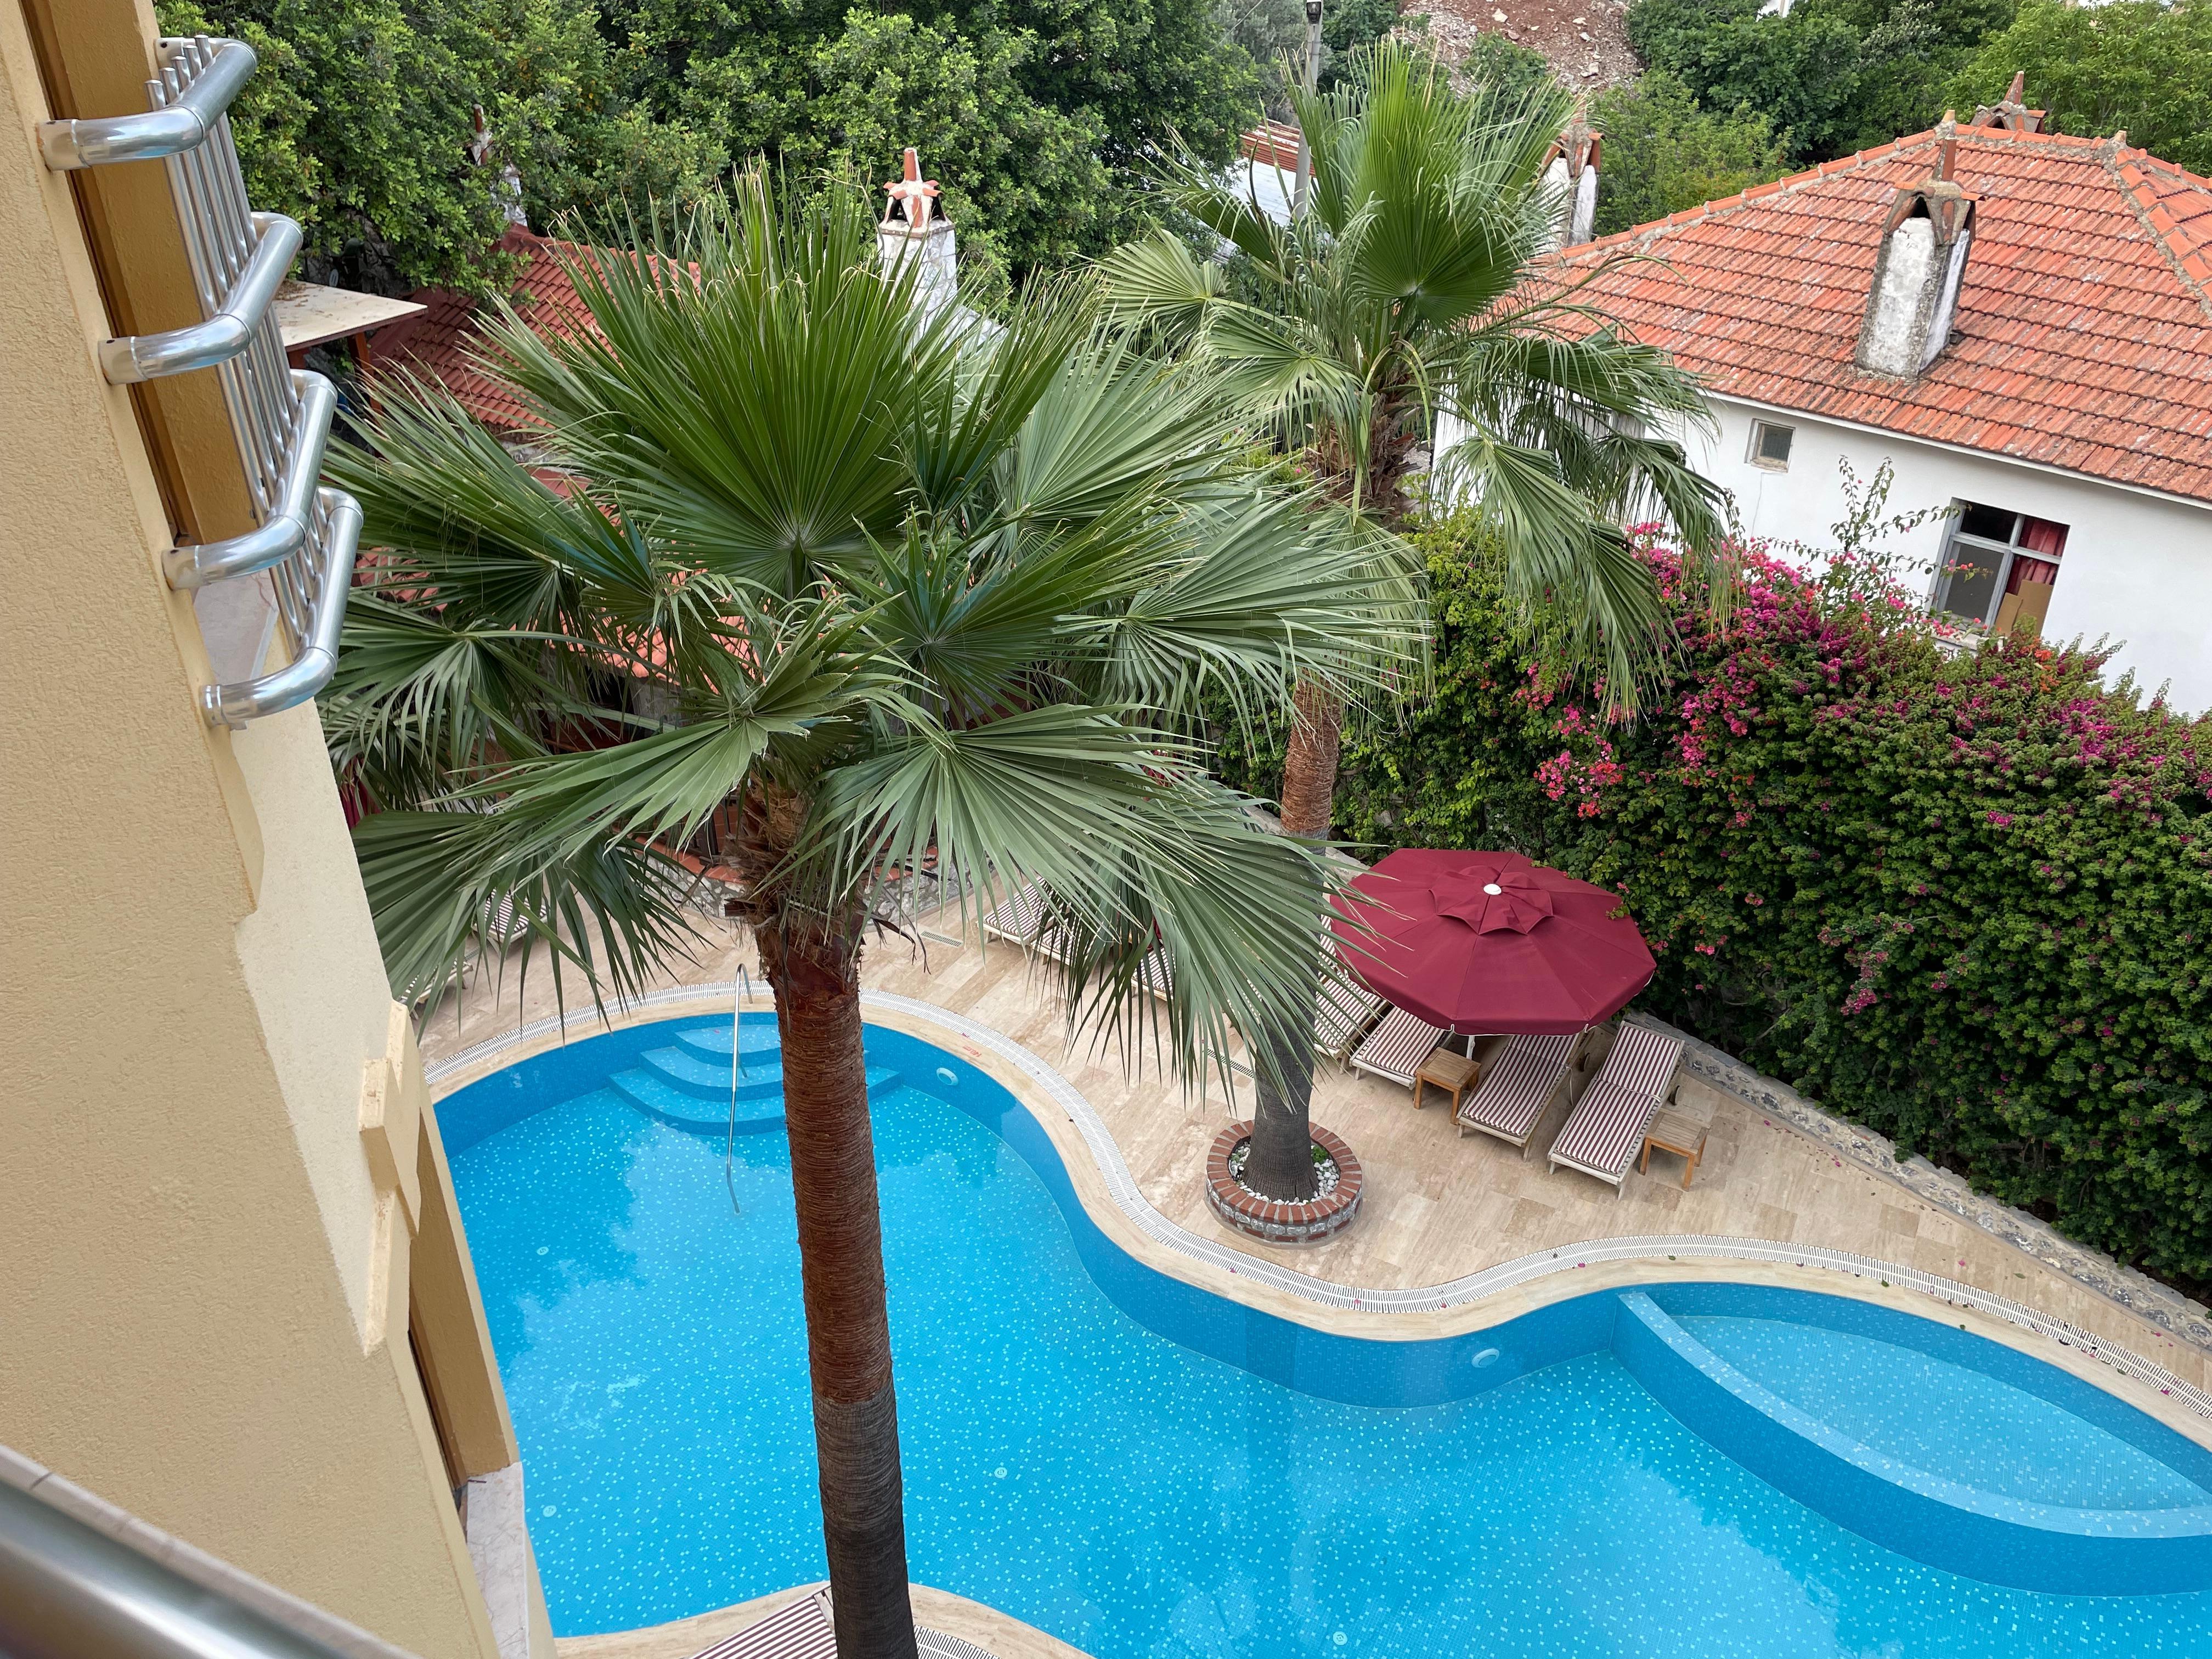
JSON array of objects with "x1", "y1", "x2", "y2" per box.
[
  {"x1": 0, "y1": 1443, "x2": 419, "y2": 1659},
  {"x1": 42, "y1": 35, "x2": 359, "y2": 729}
]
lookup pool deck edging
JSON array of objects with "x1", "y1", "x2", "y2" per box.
[
  {"x1": 1641, "y1": 1012, "x2": 2212, "y2": 1355},
  {"x1": 552, "y1": 1581, "x2": 1091, "y2": 1659},
  {"x1": 425, "y1": 980, "x2": 2212, "y2": 1427}
]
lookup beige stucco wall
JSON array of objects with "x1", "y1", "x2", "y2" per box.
[
  {"x1": 0, "y1": 6, "x2": 533, "y2": 1657},
  {"x1": 231, "y1": 696, "x2": 411, "y2": 1331}
]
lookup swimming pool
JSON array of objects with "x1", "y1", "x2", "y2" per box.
[{"x1": 443, "y1": 1015, "x2": 2212, "y2": 1655}]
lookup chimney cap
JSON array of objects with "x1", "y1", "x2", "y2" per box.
[
  {"x1": 884, "y1": 147, "x2": 943, "y2": 230},
  {"x1": 1542, "y1": 107, "x2": 1602, "y2": 179},
  {"x1": 1969, "y1": 70, "x2": 2045, "y2": 133}
]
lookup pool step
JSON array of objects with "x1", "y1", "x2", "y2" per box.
[
  {"x1": 641, "y1": 1043, "x2": 786, "y2": 1099},
  {"x1": 610, "y1": 1063, "x2": 901, "y2": 1136},
  {"x1": 675, "y1": 1020, "x2": 782, "y2": 1060}
]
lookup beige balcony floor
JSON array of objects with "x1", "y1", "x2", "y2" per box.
[{"x1": 417, "y1": 903, "x2": 2212, "y2": 1414}]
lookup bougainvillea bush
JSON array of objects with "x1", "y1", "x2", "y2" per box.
[{"x1": 1221, "y1": 515, "x2": 2212, "y2": 1288}]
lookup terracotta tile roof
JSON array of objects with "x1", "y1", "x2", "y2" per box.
[
  {"x1": 1540, "y1": 125, "x2": 2212, "y2": 504},
  {"x1": 1240, "y1": 122, "x2": 1302, "y2": 169},
  {"x1": 385, "y1": 225, "x2": 615, "y2": 433}
]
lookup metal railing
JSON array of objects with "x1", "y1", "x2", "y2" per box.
[
  {"x1": 42, "y1": 35, "x2": 358, "y2": 729},
  {"x1": 0, "y1": 1447, "x2": 420, "y2": 1659}
]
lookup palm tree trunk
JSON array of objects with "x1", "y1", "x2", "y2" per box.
[
  {"x1": 1245, "y1": 674, "x2": 1342, "y2": 1201},
  {"x1": 1244, "y1": 963, "x2": 1321, "y2": 1200},
  {"x1": 760, "y1": 913, "x2": 917, "y2": 1659},
  {"x1": 1279, "y1": 675, "x2": 1341, "y2": 841}
]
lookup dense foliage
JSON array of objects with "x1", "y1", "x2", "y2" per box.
[
  {"x1": 1220, "y1": 515, "x2": 2212, "y2": 1288},
  {"x1": 156, "y1": 0, "x2": 657, "y2": 293},
  {"x1": 609, "y1": 0, "x2": 1262, "y2": 278},
  {"x1": 164, "y1": 0, "x2": 1263, "y2": 294},
  {"x1": 1949, "y1": 0, "x2": 2212, "y2": 176},
  {"x1": 1624, "y1": 0, "x2": 2017, "y2": 163},
  {"x1": 1588, "y1": 71, "x2": 1791, "y2": 238}
]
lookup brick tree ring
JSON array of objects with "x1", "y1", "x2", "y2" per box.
[{"x1": 1204, "y1": 1121, "x2": 1363, "y2": 1244}]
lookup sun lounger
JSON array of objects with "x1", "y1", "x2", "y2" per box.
[
  {"x1": 690, "y1": 1585, "x2": 837, "y2": 1659},
  {"x1": 1316, "y1": 973, "x2": 1388, "y2": 1064},
  {"x1": 979, "y1": 880, "x2": 1049, "y2": 949},
  {"x1": 1546, "y1": 1021, "x2": 1685, "y2": 1189},
  {"x1": 1456, "y1": 1030, "x2": 1583, "y2": 1153},
  {"x1": 1348, "y1": 1003, "x2": 1451, "y2": 1088}
]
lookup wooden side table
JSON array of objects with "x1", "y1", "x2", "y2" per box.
[
  {"x1": 1413, "y1": 1047, "x2": 1480, "y2": 1114},
  {"x1": 1639, "y1": 1108, "x2": 1709, "y2": 1188}
]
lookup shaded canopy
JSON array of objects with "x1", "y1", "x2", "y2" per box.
[{"x1": 1331, "y1": 849, "x2": 1655, "y2": 1035}]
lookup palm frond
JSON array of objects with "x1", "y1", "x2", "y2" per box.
[
  {"x1": 805, "y1": 707, "x2": 1340, "y2": 1098},
  {"x1": 481, "y1": 172, "x2": 948, "y2": 592},
  {"x1": 354, "y1": 806, "x2": 700, "y2": 1014}
]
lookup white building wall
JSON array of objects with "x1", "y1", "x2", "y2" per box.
[{"x1": 1682, "y1": 396, "x2": 2212, "y2": 713}]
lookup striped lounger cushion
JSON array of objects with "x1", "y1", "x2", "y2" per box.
[
  {"x1": 685, "y1": 1588, "x2": 997, "y2": 1659},
  {"x1": 1130, "y1": 940, "x2": 1173, "y2": 997},
  {"x1": 1548, "y1": 1023, "x2": 1684, "y2": 1185},
  {"x1": 1457, "y1": 1031, "x2": 1578, "y2": 1147},
  {"x1": 1348, "y1": 1005, "x2": 1448, "y2": 1086},
  {"x1": 979, "y1": 881, "x2": 1046, "y2": 947},
  {"x1": 690, "y1": 1588, "x2": 837, "y2": 1659},
  {"x1": 1315, "y1": 975, "x2": 1384, "y2": 1058}
]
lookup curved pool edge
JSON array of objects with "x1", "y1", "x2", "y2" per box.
[
  {"x1": 425, "y1": 981, "x2": 2212, "y2": 1448},
  {"x1": 1615, "y1": 1290, "x2": 2212, "y2": 1594}
]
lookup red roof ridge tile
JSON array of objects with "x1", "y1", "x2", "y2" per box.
[
  {"x1": 2100, "y1": 142, "x2": 2212, "y2": 321},
  {"x1": 1561, "y1": 122, "x2": 2197, "y2": 269}
]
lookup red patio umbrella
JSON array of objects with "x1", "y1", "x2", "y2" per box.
[{"x1": 1329, "y1": 849, "x2": 1654, "y2": 1036}]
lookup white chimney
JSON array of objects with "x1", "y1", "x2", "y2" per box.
[
  {"x1": 1541, "y1": 119, "x2": 1601, "y2": 250},
  {"x1": 878, "y1": 148, "x2": 956, "y2": 324},
  {"x1": 1854, "y1": 133, "x2": 1976, "y2": 379}
]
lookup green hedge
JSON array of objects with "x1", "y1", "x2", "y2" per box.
[{"x1": 1222, "y1": 517, "x2": 2212, "y2": 1289}]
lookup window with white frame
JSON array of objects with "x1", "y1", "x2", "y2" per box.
[
  {"x1": 1934, "y1": 501, "x2": 2068, "y2": 631},
  {"x1": 1747, "y1": 420, "x2": 1794, "y2": 470}
]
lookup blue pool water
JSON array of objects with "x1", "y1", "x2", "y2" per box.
[{"x1": 445, "y1": 1018, "x2": 2212, "y2": 1656}]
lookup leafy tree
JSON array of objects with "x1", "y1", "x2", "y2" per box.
[
  {"x1": 166, "y1": 0, "x2": 1267, "y2": 294},
  {"x1": 1318, "y1": 0, "x2": 1401, "y2": 87},
  {"x1": 1589, "y1": 71, "x2": 1791, "y2": 237},
  {"x1": 1099, "y1": 41, "x2": 1725, "y2": 1203},
  {"x1": 159, "y1": 0, "x2": 711, "y2": 294},
  {"x1": 327, "y1": 173, "x2": 1413, "y2": 1651},
  {"x1": 1626, "y1": 0, "x2": 2013, "y2": 161},
  {"x1": 1840, "y1": 0, "x2": 2015, "y2": 154},
  {"x1": 1452, "y1": 30, "x2": 1557, "y2": 108},
  {"x1": 1950, "y1": 0, "x2": 2212, "y2": 175},
  {"x1": 1219, "y1": 0, "x2": 1313, "y2": 111},
  {"x1": 1626, "y1": 0, "x2": 1868, "y2": 160},
  {"x1": 606, "y1": 0, "x2": 1265, "y2": 275},
  {"x1": 798, "y1": 12, "x2": 1111, "y2": 282}
]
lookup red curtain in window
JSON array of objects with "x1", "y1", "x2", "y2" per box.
[{"x1": 2007, "y1": 516, "x2": 2067, "y2": 592}]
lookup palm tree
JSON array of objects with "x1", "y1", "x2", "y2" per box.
[
  {"x1": 325, "y1": 174, "x2": 1415, "y2": 1657},
  {"x1": 1098, "y1": 40, "x2": 1728, "y2": 1199}
]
